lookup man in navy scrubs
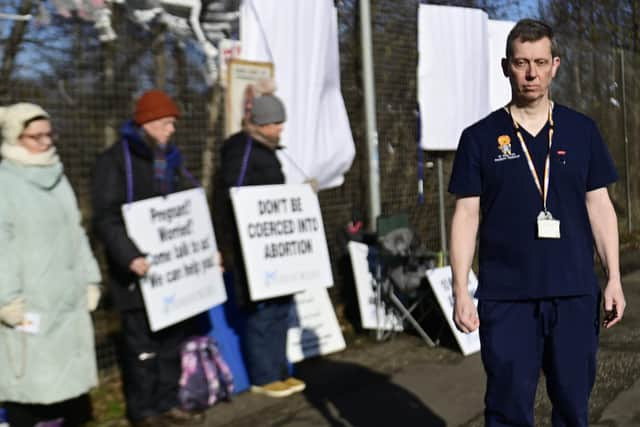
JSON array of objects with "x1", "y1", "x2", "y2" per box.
[{"x1": 449, "y1": 19, "x2": 626, "y2": 427}]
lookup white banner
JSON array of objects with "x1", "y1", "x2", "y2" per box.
[
  {"x1": 347, "y1": 241, "x2": 403, "y2": 331},
  {"x1": 122, "y1": 188, "x2": 227, "y2": 331},
  {"x1": 230, "y1": 184, "x2": 333, "y2": 301},
  {"x1": 418, "y1": 4, "x2": 490, "y2": 151},
  {"x1": 488, "y1": 19, "x2": 515, "y2": 110},
  {"x1": 240, "y1": 0, "x2": 355, "y2": 189},
  {"x1": 425, "y1": 266, "x2": 480, "y2": 356},
  {"x1": 287, "y1": 287, "x2": 346, "y2": 363},
  {"x1": 418, "y1": 7, "x2": 515, "y2": 150}
]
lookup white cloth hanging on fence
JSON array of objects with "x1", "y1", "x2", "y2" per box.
[
  {"x1": 418, "y1": 4, "x2": 490, "y2": 151},
  {"x1": 488, "y1": 19, "x2": 515, "y2": 111},
  {"x1": 240, "y1": 0, "x2": 355, "y2": 189}
]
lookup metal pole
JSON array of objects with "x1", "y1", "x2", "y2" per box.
[
  {"x1": 359, "y1": 0, "x2": 381, "y2": 232},
  {"x1": 621, "y1": 49, "x2": 632, "y2": 232},
  {"x1": 437, "y1": 157, "x2": 448, "y2": 264}
]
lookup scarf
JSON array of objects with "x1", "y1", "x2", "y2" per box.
[
  {"x1": 243, "y1": 122, "x2": 281, "y2": 150},
  {"x1": 0, "y1": 143, "x2": 60, "y2": 166}
]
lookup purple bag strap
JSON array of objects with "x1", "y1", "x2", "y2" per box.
[
  {"x1": 122, "y1": 140, "x2": 134, "y2": 204},
  {"x1": 235, "y1": 137, "x2": 253, "y2": 187},
  {"x1": 181, "y1": 166, "x2": 202, "y2": 189},
  {"x1": 122, "y1": 140, "x2": 201, "y2": 205}
]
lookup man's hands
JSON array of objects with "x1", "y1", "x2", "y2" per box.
[
  {"x1": 603, "y1": 279, "x2": 625, "y2": 328},
  {"x1": 304, "y1": 178, "x2": 319, "y2": 193},
  {"x1": 129, "y1": 252, "x2": 224, "y2": 277},
  {"x1": 453, "y1": 292, "x2": 479, "y2": 333},
  {"x1": 129, "y1": 257, "x2": 150, "y2": 277}
]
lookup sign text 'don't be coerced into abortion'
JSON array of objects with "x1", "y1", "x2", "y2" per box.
[{"x1": 230, "y1": 184, "x2": 333, "y2": 301}]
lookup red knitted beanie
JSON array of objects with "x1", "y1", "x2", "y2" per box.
[{"x1": 134, "y1": 90, "x2": 180, "y2": 125}]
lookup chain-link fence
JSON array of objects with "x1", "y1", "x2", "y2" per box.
[
  {"x1": 551, "y1": 36, "x2": 640, "y2": 235},
  {"x1": 2, "y1": 1, "x2": 639, "y2": 378}
]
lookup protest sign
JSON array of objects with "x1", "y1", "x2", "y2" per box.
[
  {"x1": 287, "y1": 287, "x2": 346, "y2": 363},
  {"x1": 347, "y1": 241, "x2": 403, "y2": 331},
  {"x1": 122, "y1": 188, "x2": 227, "y2": 331},
  {"x1": 229, "y1": 184, "x2": 333, "y2": 301},
  {"x1": 426, "y1": 266, "x2": 480, "y2": 356}
]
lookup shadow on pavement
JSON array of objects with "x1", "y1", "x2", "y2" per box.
[{"x1": 296, "y1": 356, "x2": 446, "y2": 427}]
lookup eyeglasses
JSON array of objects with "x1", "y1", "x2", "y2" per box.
[{"x1": 19, "y1": 132, "x2": 58, "y2": 144}]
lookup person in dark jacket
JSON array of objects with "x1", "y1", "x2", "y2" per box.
[
  {"x1": 91, "y1": 90, "x2": 204, "y2": 427},
  {"x1": 218, "y1": 93, "x2": 306, "y2": 398}
]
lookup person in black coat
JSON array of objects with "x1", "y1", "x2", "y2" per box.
[
  {"x1": 218, "y1": 93, "x2": 306, "y2": 398},
  {"x1": 91, "y1": 90, "x2": 204, "y2": 427}
]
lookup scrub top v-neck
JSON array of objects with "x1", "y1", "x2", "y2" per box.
[{"x1": 448, "y1": 104, "x2": 618, "y2": 300}]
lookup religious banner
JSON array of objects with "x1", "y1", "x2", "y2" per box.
[
  {"x1": 225, "y1": 58, "x2": 274, "y2": 137},
  {"x1": 229, "y1": 183, "x2": 333, "y2": 301},
  {"x1": 122, "y1": 188, "x2": 227, "y2": 331},
  {"x1": 426, "y1": 266, "x2": 481, "y2": 356}
]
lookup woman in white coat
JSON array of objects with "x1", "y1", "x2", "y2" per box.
[{"x1": 0, "y1": 103, "x2": 102, "y2": 427}]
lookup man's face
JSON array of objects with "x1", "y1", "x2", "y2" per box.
[
  {"x1": 502, "y1": 37, "x2": 560, "y2": 103},
  {"x1": 259, "y1": 122, "x2": 284, "y2": 141},
  {"x1": 142, "y1": 116, "x2": 176, "y2": 146}
]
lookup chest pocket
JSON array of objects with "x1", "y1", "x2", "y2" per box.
[{"x1": 550, "y1": 147, "x2": 586, "y2": 190}]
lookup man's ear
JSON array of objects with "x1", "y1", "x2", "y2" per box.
[
  {"x1": 501, "y1": 57, "x2": 509, "y2": 78},
  {"x1": 551, "y1": 56, "x2": 561, "y2": 78}
]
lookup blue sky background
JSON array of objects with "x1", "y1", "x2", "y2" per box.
[{"x1": 0, "y1": 0, "x2": 548, "y2": 81}]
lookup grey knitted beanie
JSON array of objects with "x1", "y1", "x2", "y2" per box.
[{"x1": 250, "y1": 94, "x2": 286, "y2": 125}]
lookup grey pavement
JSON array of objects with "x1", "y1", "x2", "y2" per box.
[{"x1": 191, "y1": 256, "x2": 640, "y2": 427}]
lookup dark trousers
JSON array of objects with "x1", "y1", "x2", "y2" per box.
[
  {"x1": 243, "y1": 296, "x2": 293, "y2": 385},
  {"x1": 118, "y1": 310, "x2": 193, "y2": 421},
  {"x1": 4, "y1": 394, "x2": 92, "y2": 427},
  {"x1": 478, "y1": 294, "x2": 600, "y2": 427}
]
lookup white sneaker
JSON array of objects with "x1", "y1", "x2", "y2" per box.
[
  {"x1": 284, "y1": 377, "x2": 306, "y2": 393},
  {"x1": 250, "y1": 380, "x2": 295, "y2": 398}
]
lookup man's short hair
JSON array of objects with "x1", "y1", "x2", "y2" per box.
[{"x1": 506, "y1": 19, "x2": 559, "y2": 58}]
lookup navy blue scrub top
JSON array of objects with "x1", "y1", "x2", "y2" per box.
[{"x1": 448, "y1": 104, "x2": 618, "y2": 300}]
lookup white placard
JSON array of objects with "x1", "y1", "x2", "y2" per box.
[
  {"x1": 122, "y1": 188, "x2": 227, "y2": 331},
  {"x1": 347, "y1": 241, "x2": 403, "y2": 331},
  {"x1": 426, "y1": 266, "x2": 480, "y2": 356},
  {"x1": 287, "y1": 287, "x2": 346, "y2": 363},
  {"x1": 230, "y1": 184, "x2": 333, "y2": 301}
]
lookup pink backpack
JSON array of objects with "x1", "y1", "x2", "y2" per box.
[{"x1": 178, "y1": 336, "x2": 234, "y2": 410}]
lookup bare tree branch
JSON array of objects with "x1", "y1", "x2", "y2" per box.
[{"x1": 0, "y1": 0, "x2": 34, "y2": 101}]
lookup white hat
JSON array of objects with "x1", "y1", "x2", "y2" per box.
[{"x1": 0, "y1": 102, "x2": 50, "y2": 146}]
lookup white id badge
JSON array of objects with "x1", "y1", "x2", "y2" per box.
[{"x1": 537, "y1": 211, "x2": 560, "y2": 239}]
